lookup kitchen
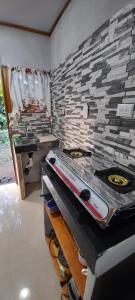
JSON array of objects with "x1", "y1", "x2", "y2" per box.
[{"x1": 0, "y1": 0, "x2": 135, "y2": 299}]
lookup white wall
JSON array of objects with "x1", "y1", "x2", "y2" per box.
[
  {"x1": 0, "y1": 26, "x2": 50, "y2": 70},
  {"x1": 50, "y1": 0, "x2": 133, "y2": 70}
]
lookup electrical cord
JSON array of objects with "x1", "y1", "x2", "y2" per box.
[{"x1": 61, "y1": 293, "x2": 69, "y2": 300}]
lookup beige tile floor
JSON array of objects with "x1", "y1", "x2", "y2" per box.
[{"x1": 0, "y1": 183, "x2": 60, "y2": 300}]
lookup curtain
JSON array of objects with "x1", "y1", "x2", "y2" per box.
[{"x1": 8, "y1": 67, "x2": 51, "y2": 123}]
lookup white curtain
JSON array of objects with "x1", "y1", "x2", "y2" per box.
[{"x1": 8, "y1": 67, "x2": 51, "y2": 122}]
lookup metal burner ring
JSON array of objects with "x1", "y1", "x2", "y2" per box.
[{"x1": 107, "y1": 174, "x2": 129, "y2": 186}]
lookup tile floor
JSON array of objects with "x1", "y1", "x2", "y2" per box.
[
  {"x1": 0, "y1": 143, "x2": 15, "y2": 180},
  {"x1": 0, "y1": 183, "x2": 60, "y2": 300}
]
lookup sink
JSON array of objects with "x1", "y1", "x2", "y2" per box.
[
  {"x1": 21, "y1": 138, "x2": 39, "y2": 145},
  {"x1": 14, "y1": 134, "x2": 39, "y2": 153}
]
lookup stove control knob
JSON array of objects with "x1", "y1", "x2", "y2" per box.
[
  {"x1": 80, "y1": 189, "x2": 90, "y2": 201},
  {"x1": 49, "y1": 157, "x2": 56, "y2": 164}
]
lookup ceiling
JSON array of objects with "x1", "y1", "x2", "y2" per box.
[{"x1": 0, "y1": 0, "x2": 70, "y2": 35}]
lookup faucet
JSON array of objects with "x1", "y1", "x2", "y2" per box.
[
  {"x1": 25, "y1": 122, "x2": 32, "y2": 137},
  {"x1": 25, "y1": 122, "x2": 28, "y2": 136}
]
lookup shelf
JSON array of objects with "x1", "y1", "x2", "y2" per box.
[{"x1": 44, "y1": 205, "x2": 86, "y2": 298}]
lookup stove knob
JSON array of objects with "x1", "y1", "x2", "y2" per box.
[
  {"x1": 49, "y1": 157, "x2": 56, "y2": 164},
  {"x1": 80, "y1": 189, "x2": 90, "y2": 201}
]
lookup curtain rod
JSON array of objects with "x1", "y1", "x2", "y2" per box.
[{"x1": 1, "y1": 64, "x2": 49, "y2": 74}]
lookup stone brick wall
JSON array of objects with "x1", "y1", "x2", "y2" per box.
[
  {"x1": 12, "y1": 112, "x2": 51, "y2": 135},
  {"x1": 51, "y1": 3, "x2": 135, "y2": 171}
]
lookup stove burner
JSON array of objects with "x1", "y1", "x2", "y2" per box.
[
  {"x1": 70, "y1": 151, "x2": 83, "y2": 158},
  {"x1": 107, "y1": 175, "x2": 129, "y2": 187},
  {"x1": 95, "y1": 167, "x2": 135, "y2": 194},
  {"x1": 63, "y1": 148, "x2": 91, "y2": 159}
]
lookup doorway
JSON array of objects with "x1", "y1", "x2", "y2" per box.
[{"x1": 0, "y1": 71, "x2": 15, "y2": 185}]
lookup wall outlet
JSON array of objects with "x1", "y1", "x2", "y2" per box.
[{"x1": 116, "y1": 104, "x2": 134, "y2": 118}]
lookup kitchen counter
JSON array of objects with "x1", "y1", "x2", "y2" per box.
[
  {"x1": 38, "y1": 134, "x2": 58, "y2": 143},
  {"x1": 12, "y1": 134, "x2": 59, "y2": 199},
  {"x1": 13, "y1": 134, "x2": 58, "y2": 153}
]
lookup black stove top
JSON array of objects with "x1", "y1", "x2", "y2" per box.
[
  {"x1": 95, "y1": 167, "x2": 135, "y2": 194},
  {"x1": 63, "y1": 148, "x2": 91, "y2": 159}
]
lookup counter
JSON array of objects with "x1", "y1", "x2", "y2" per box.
[{"x1": 13, "y1": 134, "x2": 59, "y2": 199}]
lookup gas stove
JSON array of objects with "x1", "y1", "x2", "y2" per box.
[{"x1": 45, "y1": 148, "x2": 135, "y2": 228}]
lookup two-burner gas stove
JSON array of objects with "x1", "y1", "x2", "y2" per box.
[{"x1": 45, "y1": 148, "x2": 135, "y2": 228}]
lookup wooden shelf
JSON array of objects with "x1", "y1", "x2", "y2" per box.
[{"x1": 44, "y1": 205, "x2": 86, "y2": 298}]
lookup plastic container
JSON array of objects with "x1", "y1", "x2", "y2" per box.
[
  {"x1": 47, "y1": 201, "x2": 58, "y2": 214},
  {"x1": 47, "y1": 199, "x2": 56, "y2": 206},
  {"x1": 44, "y1": 193, "x2": 53, "y2": 203}
]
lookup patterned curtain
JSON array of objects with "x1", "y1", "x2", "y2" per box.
[{"x1": 8, "y1": 67, "x2": 51, "y2": 122}]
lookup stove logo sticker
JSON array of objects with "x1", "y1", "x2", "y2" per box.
[{"x1": 88, "y1": 193, "x2": 109, "y2": 221}]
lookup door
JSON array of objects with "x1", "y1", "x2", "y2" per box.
[{"x1": 0, "y1": 66, "x2": 16, "y2": 184}]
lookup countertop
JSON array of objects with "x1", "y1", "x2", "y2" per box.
[{"x1": 38, "y1": 134, "x2": 58, "y2": 143}]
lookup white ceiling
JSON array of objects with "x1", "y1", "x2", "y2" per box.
[{"x1": 0, "y1": 0, "x2": 68, "y2": 32}]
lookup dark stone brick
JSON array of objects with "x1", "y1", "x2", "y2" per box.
[
  {"x1": 125, "y1": 87, "x2": 135, "y2": 91},
  {"x1": 90, "y1": 19, "x2": 110, "y2": 46},
  {"x1": 73, "y1": 52, "x2": 82, "y2": 61},
  {"x1": 66, "y1": 54, "x2": 72, "y2": 62},
  {"x1": 116, "y1": 137, "x2": 131, "y2": 146},
  {"x1": 108, "y1": 119, "x2": 122, "y2": 126},
  {"x1": 66, "y1": 63, "x2": 72, "y2": 68},
  {"x1": 133, "y1": 35, "x2": 135, "y2": 44},
  {"x1": 87, "y1": 101, "x2": 97, "y2": 108},
  {"x1": 79, "y1": 40, "x2": 88, "y2": 51},
  {"x1": 102, "y1": 64, "x2": 111, "y2": 75},
  {"x1": 107, "y1": 47, "x2": 130, "y2": 60},
  {"x1": 118, "y1": 9, "x2": 133, "y2": 23},
  {"x1": 118, "y1": 31, "x2": 132, "y2": 45},
  {"x1": 121, "y1": 119, "x2": 135, "y2": 129},
  {"x1": 90, "y1": 53, "x2": 103, "y2": 63},
  {"x1": 107, "y1": 80, "x2": 125, "y2": 95},
  {"x1": 130, "y1": 43, "x2": 135, "y2": 54},
  {"x1": 110, "y1": 129, "x2": 120, "y2": 134},
  {"x1": 127, "y1": 59, "x2": 135, "y2": 71},
  {"x1": 60, "y1": 62, "x2": 65, "y2": 70},
  {"x1": 93, "y1": 80, "x2": 103, "y2": 88},
  {"x1": 91, "y1": 41, "x2": 112, "y2": 58},
  {"x1": 128, "y1": 164, "x2": 135, "y2": 172},
  {"x1": 83, "y1": 44, "x2": 99, "y2": 56},
  {"x1": 88, "y1": 108, "x2": 98, "y2": 114},
  {"x1": 63, "y1": 74, "x2": 72, "y2": 80},
  {"x1": 105, "y1": 136, "x2": 117, "y2": 142},
  {"x1": 115, "y1": 146, "x2": 130, "y2": 155},
  {"x1": 76, "y1": 80, "x2": 81, "y2": 85},
  {"x1": 92, "y1": 61, "x2": 107, "y2": 72},
  {"x1": 88, "y1": 113, "x2": 97, "y2": 119},
  {"x1": 105, "y1": 111, "x2": 117, "y2": 119},
  {"x1": 81, "y1": 74, "x2": 90, "y2": 85},
  {"x1": 106, "y1": 97, "x2": 123, "y2": 108},
  {"x1": 82, "y1": 62, "x2": 90, "y2": 69},
  {"x1": 128, "y1": 69, "x2": 135, "y2": 76},
  {"x1": 115, "y1": 18, "x2": 134, "y2": 35},
  {"x1": 103, "y1": 45, "x2": 116, "y2": 58},
  {"x1": 94, "y1": 145, "x2": 103, "y2": 151},
  {"x1": 81, "y1": 89, "x2": 90, "y2": 95}
]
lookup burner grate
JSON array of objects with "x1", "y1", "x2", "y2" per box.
[
  {"x1": 63, "y1": 148, "x2": 91, "y2": 159},
  {"x1": 95, "y1": 167, "x2": 135, "y2": 194}
]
